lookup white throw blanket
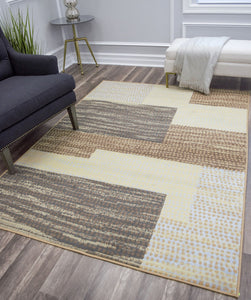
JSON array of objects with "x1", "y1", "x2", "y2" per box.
[{"x1": 174, "y1": 37, "x2": 230, "y2": 94}]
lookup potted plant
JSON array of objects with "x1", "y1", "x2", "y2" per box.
[{"x1": 0, "y1": 8, "x2": 40, "y2": 54}]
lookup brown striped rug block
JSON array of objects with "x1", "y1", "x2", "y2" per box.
[{"x1": 0, "y1": 81, "x2": 249, "y2": 297}]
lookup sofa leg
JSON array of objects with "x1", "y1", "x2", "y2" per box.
[
  {"x1": 67, "y1": 104, "x2": 79, "y2": 130},
  {"x1": 1, "y1": 147, "x2": 15, "y2": 174}
]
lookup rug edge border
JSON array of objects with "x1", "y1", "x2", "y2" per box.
[{"x1": 236, "y1": 92, "x2": 251, "y2": 297}]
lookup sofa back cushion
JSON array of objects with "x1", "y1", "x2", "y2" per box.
[{"x1": 0, "y1": 37, "x2": 14, "y2": 80}]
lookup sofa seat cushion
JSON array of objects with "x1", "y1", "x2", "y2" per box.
[
  {"x1": 165, "y1": 38, "x2": 251, "y2": 64},
  {"x1": 0, "y1": 73, "x2": 75, "y2": 132},
  {"x1": 0, "y1": 38, "x2": 14, "y2": 80}
]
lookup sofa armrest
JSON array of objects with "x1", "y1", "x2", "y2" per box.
[{"x1": 8, "y1": 49, "x2": 59, "y2": 75}]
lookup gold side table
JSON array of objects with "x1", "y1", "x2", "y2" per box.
[{"x1": 50, "y1": 15, "x2": 98, "y2": 75}]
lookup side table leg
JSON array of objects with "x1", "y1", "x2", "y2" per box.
[
  {"x1": 63, "y1": 40, "x2": 68, "y2": 73},
  {"x1": 74, "y1": 41, "x2": 84, "y2": 75},
  {"x1": 84, "y1": 38, "x2": 99, "y2": 67},
  {"x1": 74, "y1": 41, "x2": 81, "y2": 65},
  {"x1": 74, "y1": 41, "x2": 81, "y2": 64},
  {"x1": 72, "y1": 24, "x2": 84, "y2": 75}
]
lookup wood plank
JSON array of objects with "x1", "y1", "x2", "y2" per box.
[
  {"x1": 37, "y1": 251, "x2": 86, "y2": 298},
  {"x1": 34, "y1": 291, "x2": 59, "y2": 300},
  {"x1": 84, "y1": 262, "x2": 130, "y2": 300},
  {"x1": 105, "y1": 65, "x2": 137, "y2": 82},
  {"x1": 123, "y1": 66, "x2": 152, "y2": 82},
  {"x1": 239, "y1": 253, "x2": 251, "y2": 300},
  {"x1": 121, "y1": 66, "x2": 137, "y2": 82},
  {"x1": 9, "y1": 245, "x2": 62, "y2": 300},
  {"x1": 141, "y1": 67, "x2": 165, "y2": 85},
  {"x1": 45, "y1": 255, "x2": 104, "y2": 300},
  {"x1": 109, "y1": 270, "x2": 177, "y2": 300},
  {"x1": 0, "y1": 231, "x2": 15, "y2": 253},
  {"x1": 109, "y1": 268, "x2": 147, "y2": 300},
  {"x1": 158, "y1": 280, "x2": 193, "y2": 300},
  {"x1": 0, "y1": 235, "x2": 30, "y2": 279},
  {"x1": 244, "y1": 203, "x2": 251, "y2": 254},
  {"x1": 72, "y1": 64, "x2": 98, "y2": 89},
  {"x1": 188, "y1": 286, "x2": 236, "y2": 300},
  {"x1": 0, "y1": 240, "x2": 47, "y2": 299}
]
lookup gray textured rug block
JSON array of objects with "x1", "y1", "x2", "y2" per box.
[{"x1": 57, "y1": 100, "x2": 177, "y2": 143}]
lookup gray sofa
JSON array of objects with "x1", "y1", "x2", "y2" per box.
[{"x1": 0, "y1": 25, "x2": 79, "y2": 174}]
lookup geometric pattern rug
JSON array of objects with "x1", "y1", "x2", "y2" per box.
[{"x1": 0, "y1": 81, "x2": 249, "y2": 297}]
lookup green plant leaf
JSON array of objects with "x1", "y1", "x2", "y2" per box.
[{"x1": 0, "y1": 7, "x2": 40, "y2": 54}]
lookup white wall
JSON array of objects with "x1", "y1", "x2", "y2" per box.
[
  {"x1": 77, "y1": 0, "x2": 172, "y2": 43},
  {"x1": 62, "y1": 0, "x2": 251, "y2": 67},
  {"x1": 1, "y1": 0, "x2": 251, "y2": 68},
  {"x1": 74, "y1": 0, "x2": 174, "y2": 67}
]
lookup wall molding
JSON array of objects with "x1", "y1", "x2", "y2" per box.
[
  {"x1": 79, "y1": 52, "x2": 165, "y2": 67},
  {"x1": 79, "y1": 41, "x2": 169, "y2": 67},
  {"x1": 47, "y1": 42, "x2": 169, "y2": 69},
  {"x1": 182, "y1": 22, "x2": 251, "y2": 37},
  {"x1": 183, "y1": 0, "x2": 251, "y2": 14},
  {"x1": 88, "y1": 41, "x2": 170, "y2": 48}
]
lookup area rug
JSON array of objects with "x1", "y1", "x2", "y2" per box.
[{"x1": 0, "y1": 81, "x2": 249, "y2": 297}]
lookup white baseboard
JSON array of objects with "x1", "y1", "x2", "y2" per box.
[
  {"x1": 47, "y1": 42, "x2": 169, "y2": 70},
  {"x1": 80, "y1": 52, "x2": 165, "y2": 67}
]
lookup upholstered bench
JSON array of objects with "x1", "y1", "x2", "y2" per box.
[{"x1": 164, "y1": 38, "x2": 251, "y2": 87}]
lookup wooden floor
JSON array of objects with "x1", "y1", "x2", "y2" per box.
[{"x1": 0, "y1": 64, "x2": 251, "y2": 300}]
